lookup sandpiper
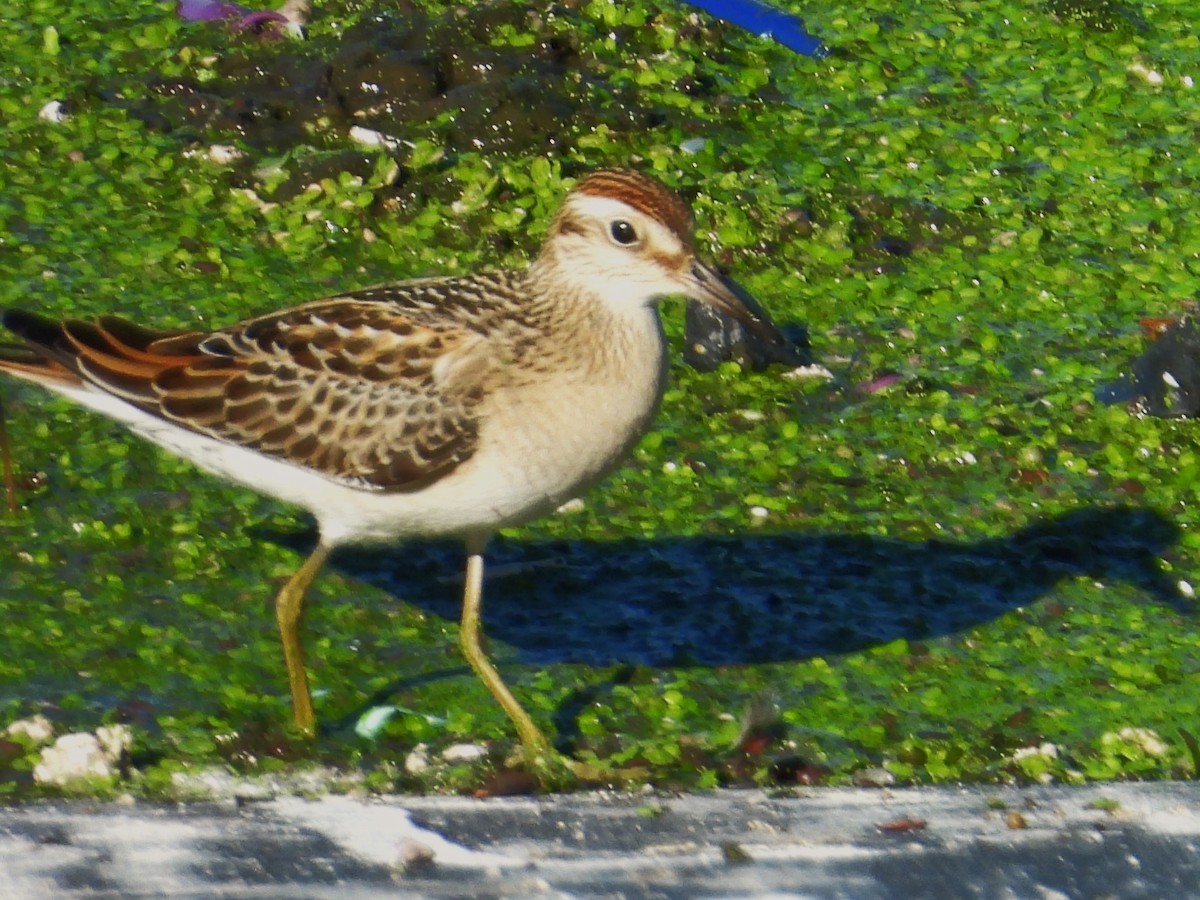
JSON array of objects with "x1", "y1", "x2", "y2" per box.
[{"x1": 0, "y1": 169, "x2": 782, "y2": 773}]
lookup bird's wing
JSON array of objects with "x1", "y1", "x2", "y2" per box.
[{"x1": 1, "y1": 295, "x2": 493, "y2": 491}]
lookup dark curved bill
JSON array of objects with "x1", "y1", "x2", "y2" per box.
[{"x1": 682, "y1": 260, "x2": 802, "y2": 364}]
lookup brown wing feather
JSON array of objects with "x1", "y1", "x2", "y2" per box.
[
  {"x1": 2, "y1": 303, "x2": 488, "y2": 491},
  {"x1": 0, "y1": 346, "x2": 77, "y2": 386},
  {"x1": 95, "y1": 315, "x2": 208, "y2": 366}
]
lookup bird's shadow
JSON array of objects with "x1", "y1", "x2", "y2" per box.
[{"x1": 266, "y1": 505, "x2": 1187, "y2": 671}]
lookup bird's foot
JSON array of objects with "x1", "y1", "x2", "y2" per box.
[{"x1": 510, "y1": 743, "x2": 650, "y2": 789}]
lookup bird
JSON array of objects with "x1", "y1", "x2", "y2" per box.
[{"x1": 0, "y1": 169, "x2": 783, "y2": 775}]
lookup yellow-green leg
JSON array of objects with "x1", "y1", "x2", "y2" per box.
[
  {"x1": 458, "y1": 543, "x2": 556, "y2": 767},
  {"x1": 457, "y1": 540, "x2": 648, "y2": 786},
  {"x1": 274, "y1": 542, "x2": 332, "y2": 735}
]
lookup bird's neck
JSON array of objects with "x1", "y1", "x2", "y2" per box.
[{"x1": 517, "y1": 257, "x2": 666, "y2": 381}]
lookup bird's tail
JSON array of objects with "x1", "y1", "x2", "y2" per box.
[{"x1": 0, "y1": 310, "x2": 82, "y2": 387}]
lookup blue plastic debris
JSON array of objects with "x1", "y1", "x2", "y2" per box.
[{"x1": 679, "y1": 0, "x2": 826, "y2": 56}]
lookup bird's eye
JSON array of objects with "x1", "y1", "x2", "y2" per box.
[{"x1": 609, "y1": 220, "x2": 638, "y2": 246}]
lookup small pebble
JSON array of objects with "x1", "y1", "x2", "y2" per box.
[
  {"x1": 96, "y1": 724, "x2": 133, "y2": 760},
  {"x1": 721, "y1": 841, "x2": 754, "y2": 865},
  {"x1": 349, "y1": 126, "x2": 400, "y2": 151},
  {"x1": 399, "y1": 840, "x2": 436, "y2": 873},
  {"x1": 37, "y1": 100, "x2": 67, "y2": 123},
  {"x1": 1127, "y1": 62, "x2": 1163, "y2": 85},
  {"x1": 782, "y1": 364, "x2": 834, "y2": 381},
  {"x1": 34, "y1": 733, "x2": 116, "y2": 786},
  {"x1": 441, "y1": 743, "x2": 488, "y2": 764},
  {"x1": 852, "y1": 766, "x2": 896, "y2": 788},
  {"x1": 206, "y1": 144, "x2": 243, "y2": 164},
  {"x1": 404, "y1": 743, "x2": 431, "y2": 775},
  {"x1": 6, "y1": 714, "x2": 54, "y2": 744}
]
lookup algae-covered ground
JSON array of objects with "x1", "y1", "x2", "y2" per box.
[{"x1": 1, "y1": 0, "x2": 1199, "y2": 795}]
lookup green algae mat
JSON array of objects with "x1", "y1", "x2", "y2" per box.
[{"x1": 2, "y1": 0, "x2": 1200, "y2": 794}]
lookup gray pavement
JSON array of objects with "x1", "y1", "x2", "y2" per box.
[{"x1": 2, "y1": 783, "x2": 1200, "y2": 897}]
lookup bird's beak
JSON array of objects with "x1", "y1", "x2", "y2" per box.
[{"x1": 683, "y1": 259, "x2": 795, "y2": 352}]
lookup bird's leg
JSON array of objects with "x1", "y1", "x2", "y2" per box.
[
  {"x1": 274, "y1": 542, "x2": 332, "y2": 735},
  {"x1": 457, "y1": 542, "x2": 647, "y2": 787},
  {"x1": 458, "y1": 545, "x2": 555, "y2": 766}
]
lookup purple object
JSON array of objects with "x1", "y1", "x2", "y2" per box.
[
  {"x1": 176, "y1": 0, "x2": 290, "y2": 38},
  {"x1": 856, "y1": 372, "x2": 903, "y2": 394},
  {"x1": 177, "y1": 0, "x2": 252, "y2": 21}
]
